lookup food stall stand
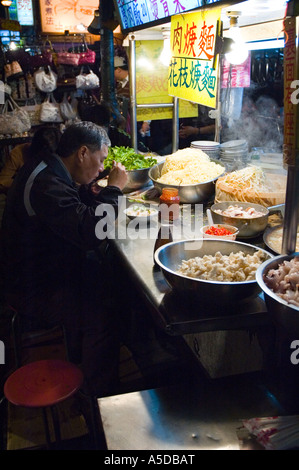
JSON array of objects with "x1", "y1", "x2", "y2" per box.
[
  {"x1": 99, "y1": 196, "x2": 299, "y2": 450},
  {"x1": 94, "y1": 0, "x2": 299, "y2": 451},
  {"x1": 108, "y1": 0, "x2": 293, "y2": 375}
]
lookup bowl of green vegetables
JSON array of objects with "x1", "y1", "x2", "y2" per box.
[{"x1": 104, "y1": 146, "x2": 158, "y2": 192}]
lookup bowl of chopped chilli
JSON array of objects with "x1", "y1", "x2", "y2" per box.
[
  {"x1": 200, "y1": 224, "x2": 239, "y2": 240},
  {"x1": 154, "y1": 239, "x2": 273, "y2": 305}
]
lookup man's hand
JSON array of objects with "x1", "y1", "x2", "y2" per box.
[
  {"x1": 179, "y1": 125, "x2": 199, "y2": 139},
  {"x1": 107, "y1": 161, "x2": 128, "y2": 190}
]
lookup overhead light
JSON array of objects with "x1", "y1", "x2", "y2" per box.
[
  {"x1": 159, "y1": 27, "x2": 171, "y2": 66},
  {"x1": 225, "y1": 11, "x2": 248, "y2": 65},
  {"x1": 247, "y1": 38, "x2": 284, "y2": 51},
  {"x1": 1, "y1": 0, "x2": 12, "y2": 6},
  {"x1": 75, "y1": 23, "x2": 87, "y2": 32},
  {"x1": 88, "y1": 9, "x2": 101, "y2": 35}
]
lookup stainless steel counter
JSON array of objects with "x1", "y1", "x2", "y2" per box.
[
  {"x1": 98, "y1": 371, "x2": 298, "y2": 450},
  {"x1": 101, "y1": 211, "x2": 299, "y2": 451}
]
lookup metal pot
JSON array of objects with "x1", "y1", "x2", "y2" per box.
[
  {"x1": 149, "y1": 161, "x2": 225, "y2": 204},
  {"x1": 256, "y1": 253, "x2": 299, "y2": 335},
  {"x1": 122, "y1": 167, "x2": 151, "y2": 192},
  {"x1": 210, "y1": 201, "x2": 270, "y2": 239},
  {"x1": 154, "y1": 239, "x2": 273, "y2": 305}
]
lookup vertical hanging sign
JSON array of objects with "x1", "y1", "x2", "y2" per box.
[
  {"x1": 283, "y1": 16, "x2": 297, "y2": 167},
  {"x1": 168, "y1": 8, "x2": 221, "y2": 109},
  {"x1": 17, "y1": 0, "x2": 34, "y2": 26}
]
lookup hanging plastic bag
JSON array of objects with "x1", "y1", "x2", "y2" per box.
[
  {"x1": 78, "y1": 36, "x2": 96, "y2": 65},
  {"x1": 60, "y1": 92, "x2": 79, "y2": 121},
  {"x1": 40, "y1": 93, "x2": 63, "y2": 123},
  {"x1": 4, "y1": 61, "x2": 23, "y2": 80},
  {"x1": 76, "y1": 67, "x2": 99, "y2": 90},
  {"x1": 34, "y1": 66, "x2": 57, "y2": 93},
  {"x1": 56, "y1": 51, "x2": 80, "y2": 66},
  {"x1": 23, "y1": 99, "x2": 42, "y2": 127},
  {"x1": 0, "y1": 96, "x2": 31, "y2": 135}
]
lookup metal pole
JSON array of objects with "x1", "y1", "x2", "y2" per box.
[
  {"x1": 282, "y1": 164, "x2": 299, "y2": 254},
  {"x1": 172, "y1": 97, "x2": 179, "y2": 153},
  {"x1": 129, "y1": 34, "x2": 138, "y2": 152},
  {"x1": 100, "y1": 27, "x2": 122, "y2": 123},
  {"x1": 136, "y1": 103, "x2": 174, "y2": 109},
  {"x1": 281, "y1": 14, "x2": 299, "y2": 254}
]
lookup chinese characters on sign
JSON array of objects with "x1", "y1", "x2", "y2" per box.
[
  {"x1": 168, "y1": 9, "x2": 221, "y2": 109},
  {"x1": 39, "y1": 0, "x2": 98, "y2": 34},
  {"x1": 17, "y1": 0, "x2": 34, "y2": 26},
  {"x1": 136, "y1": 40, "x2": 197, "y2": 121},
  {"x1": 283, "y1": 16, "x2": 296, "y2": 166},
  {"x1": 114, "y1": 0, "x2": 223, "y2": 33},
  {"x1": 221, "y1": 56, "x2": 251, "y2": 89}
]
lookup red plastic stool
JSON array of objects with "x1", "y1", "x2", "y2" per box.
[{"x1": 4, "y1": 359, "x2": 84, "y2": 449}]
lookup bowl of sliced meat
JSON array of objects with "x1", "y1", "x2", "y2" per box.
[
  {"x1": 211, "y1": 201, "x2": 269, "y2": 238},
  {"x1": 256, "y1": 253, "x2": 299, "y2": 335}
]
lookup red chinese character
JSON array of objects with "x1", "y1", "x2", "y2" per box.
[
  {"x1": 182, "y1": 22, "x2": 197, "y2": 57},
  {"x1": 173, "y1": 21, "x2": 183, "y2": 54},
  {"x1": 197, "y1": 21, "x2": 215, "y2": 60}
]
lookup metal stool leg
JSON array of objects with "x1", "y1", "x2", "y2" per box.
[
  {"x1": 88, "y1": 395, "x2": 107, "y2": 450},
  {"x1": 42, "y1": 407, "x2": 52, "y2": 449},
  {"x1": 50, "y1": 406, "x2": 61, "y2": 444},
  {"x1": 11, "y1": 312, "x2": 22, "y2": 369}
]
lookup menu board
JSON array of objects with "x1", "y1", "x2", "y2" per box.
[
  {"x1": 113, "y1": 0, "x2": 223, "y2": 33},
  {"x1": 168, "y1": 8, "x2": 221, "y2": 108},
  {"x1": 136, "y1": 40, "x2": 198, "y2": 121},
  {"x1": 39, "y1": 0, "x2": 99, "y2": 34}
]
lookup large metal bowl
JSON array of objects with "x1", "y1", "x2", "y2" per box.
[
  {"x1": 149, "y1": 161, "x2": 225, "y2": 204},
  {"x1": 154, "y1": 239, "x2": 273, "y2": 305},
  {"x1": 256, "y1": 253, "x2": 299, "y2": 335},
  {"x1": 211, "y1": 201, "x2": 269, "y2": 239},
  {"x1": 123, "y1": 167, "x2": 151, "y2": 193}
]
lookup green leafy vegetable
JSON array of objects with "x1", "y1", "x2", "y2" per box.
[{"x1": 105, "y1": 146, "x2": 157, "y2": 170}]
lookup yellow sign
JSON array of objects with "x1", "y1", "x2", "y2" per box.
[
  {"x1": 39, "y1": 0, "x2": 98, "y2": 34},
  {"x1": 135, "y1": 40, "x2": 197, "y2": 121},
  {"x1": 168, "y1": 9, "x2": 221, "y2": 109}
]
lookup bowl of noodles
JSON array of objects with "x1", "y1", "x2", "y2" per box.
[
  {"x1": 214, "y1": 165, "x2": 286, "y2": 208},
  {"x1": 149, "y1": 148, "x2": 225, "y2": 203}
]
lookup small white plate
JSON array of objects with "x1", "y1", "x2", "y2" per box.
[{"x1": 124, "y1": 204, "x2": 158, "y2": 221}]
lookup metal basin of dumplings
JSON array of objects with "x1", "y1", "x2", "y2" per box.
[
  {"x1": 154, "y1": 239, "x2": 273, "y2": 305},
  {"x1": 149, "y1": 161, "x2": 225, "y2": 203}
]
